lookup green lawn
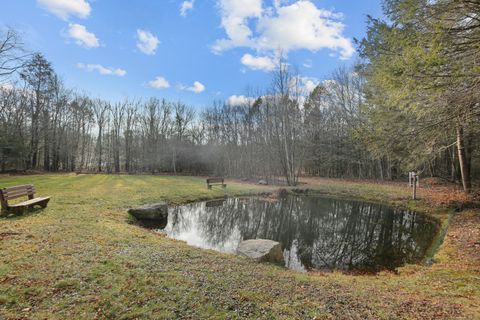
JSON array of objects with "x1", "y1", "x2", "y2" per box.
[{"x1": 0, "y1": 174, "x2": 478, "y2": 319}]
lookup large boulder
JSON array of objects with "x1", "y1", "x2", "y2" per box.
[
  {"x1": 128, "y1": 202, "x2": 168, "y2": 221},
  {"x1": 237, "y1": 239, "x2": 285, "y2": 265}
]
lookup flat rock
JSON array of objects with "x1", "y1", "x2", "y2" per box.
[
  {"x1": 258, "y1": 179, "x2": 268, "y2": 185},
  {"x1": 237, "y1": 239, "x2": 285, "y2": 265},
  {"x1": 128, "y1": 202, "x2": 168, "y2": 221}
]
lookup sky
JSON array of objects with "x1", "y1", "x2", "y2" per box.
[{"x1": 0, "y1": 0, "x2": 383, "y2": 108}]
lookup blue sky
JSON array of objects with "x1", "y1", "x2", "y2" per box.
[{"x1": 1, "y1": 0, "x2": 383, "y2": 108}]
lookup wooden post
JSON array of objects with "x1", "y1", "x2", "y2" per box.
[
  {"x1": 409, "y1": 172, "x2": 419, "y2": 200},
  {"x1": 413, "y1": 176, "x2": 417, "y2": 200},
  {"x1": 0, "y1": 189, "x2": 8, "y2": 213}
]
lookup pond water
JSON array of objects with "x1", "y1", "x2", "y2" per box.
[{"x1": 155, "y1": 196, "x2": 439, "y2": 272}]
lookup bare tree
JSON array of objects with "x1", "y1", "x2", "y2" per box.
[
  {"x1": 111, "y1": 100, "x2": 126, "y2": 173},
  {"x1": 268, "y1": 60, "x2": 304, "y2": 185},
  {"x1": 0, "y1": 27, "x2": 27, "y2": 81},
  {"x1": 172, "y1": 101, "x2": 194, "y2": 174},
  {"x1": 19, "y1": 53, "x2": 54, "y2": 169},
  {"x1": 124, "y1": 100, "x2": 139, "y2": 173},
  {"x1": 92, "y1": 100, "x2": 109, "y2": 172}
]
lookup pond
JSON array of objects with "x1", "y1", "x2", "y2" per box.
[{"x1": 154, "y1": 195, "x2": 439, "y2": 272}]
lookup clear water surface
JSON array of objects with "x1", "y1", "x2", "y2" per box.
[{"x1": 152, "y1": 196, "x2": 438, "y2": 272}]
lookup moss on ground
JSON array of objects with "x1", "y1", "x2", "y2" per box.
[{"x1": 0, "y1": 174, "x2": 478, "y2": 319}]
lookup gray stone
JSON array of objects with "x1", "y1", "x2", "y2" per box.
[
  {"x1": 128, "y1": 202, "x2": 168, "y2": 221},
  {"x1": 237, "y1": 239, "x2": 285, "y2": 265},
  {"x1": 258, "y1": 179, "x2": 268, "y2": 185}
]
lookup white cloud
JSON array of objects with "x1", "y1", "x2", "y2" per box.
[
  {"x1": 77, "y1": 63, "x2": 126, "y2": 76},
  {"x1": 180, "y1": 0, "x2": 195, "y2": 17},
  {"x1": 181, "y1": 81, "x2": 205, "y2": 93},
  {"x1": 67, "y1": 23, "x2": 99, "y2": 48},
  {"x1": 213, "y1": 0, "x2": 354, "y2": 60},
  {"x1": 37, "y1": 0, "x2": 91, "y2": 20},
  {"x1": 136, "y1": 29, "x2": 160, "y2": 55},
  {"x1": 303, "y1": 59, "x2": 312, "y2": 68},
  {"x1": 227, "y1": 95, "x2": 255, "y2": 106},
  {"x1": 240, "y1": 54, "x2": 276, "y2": 71},
  {"x1": 212, "y1": 0, "x2": 262, "y2": 53},
  {"x1": 148, "y1": 76, "x2": 170, "y2": 89},
  {"x1": 187, "y1": 81, "x2": 205, "y2": 93},
  {"x1": 299, "y1": 76, "x2": 319, "y2": 93},
  {"x1": 288, "y1": 76, "x2": 319, "y2": 94}
]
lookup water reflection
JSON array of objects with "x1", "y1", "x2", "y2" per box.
[{"x1": 163, "y1": 196, "x2": 438, "y2": 272}]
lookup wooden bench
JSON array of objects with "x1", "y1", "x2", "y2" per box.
[
  {"x1": 206, "y1": 177, "x2": 226, "y2": 189},
  {"x1": 205, "y1": 199, "x2": 226, "y2": 207},
  {"x1": 0, "y1": 184, "x2": 50, "y2": 215}
]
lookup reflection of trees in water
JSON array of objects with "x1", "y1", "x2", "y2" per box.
[{"x1": 169, "y1": 196, "x2": 438, "y2": 271}]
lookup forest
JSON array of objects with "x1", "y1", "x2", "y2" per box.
[{"x1": 0, "y1": 0, "x2": 479, "y2": 192}]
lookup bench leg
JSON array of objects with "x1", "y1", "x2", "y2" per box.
[
  {"x1": 14, "y1": 207, "x2": 26, "y2": 216},
  {"x1": 24, "y1": 199, "x2": 50, "y2": 212},
  {"x1": 40, "y1": 199, "x2": 50, "y2": 208}
]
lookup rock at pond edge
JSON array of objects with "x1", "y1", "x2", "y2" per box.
[
  {"x1": 237, "y1": 239, "x2": 285, "y2": 265},
  {"x1": 128, "y1": 202, "x2": 168, "y2": 221}
]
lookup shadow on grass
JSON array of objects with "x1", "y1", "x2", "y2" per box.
[{"x1": 0, "y1": 206, "x2": 48, "y2": 221}]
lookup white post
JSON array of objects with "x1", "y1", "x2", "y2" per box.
[
  {"x1": 411, "y1": 172, "x2": 419, "y2": 200},
  {"x1": 408, "y1": 171, "x2": 419, "y2": 200},
  {"x1": 413, "y1": 174, "x2": 417, "y2": 200}
]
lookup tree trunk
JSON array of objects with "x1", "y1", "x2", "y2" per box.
[
  {"x1": 125, "y1": 135, "x2": 131, "y2": 173},
  {"x1": 79, "y1": 122, "x2": 86, "y2": 171},
  {"x1": 456, "y1": 126, "x2": 471, "y2": 193},
  {"x1": 97, "y1": 127, "x2": 102, "y2": 172}
]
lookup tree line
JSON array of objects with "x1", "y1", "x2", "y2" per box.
[
  {"x1": 357, "y1": 0, "x2": 480, "y2": 192},
  {"x1": 0, "y1": 0, "x2": 479, "y2": 191}
]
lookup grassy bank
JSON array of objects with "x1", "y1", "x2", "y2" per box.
[{"x1": 0, "y1": 174, "x2": 478, "y2": 319}]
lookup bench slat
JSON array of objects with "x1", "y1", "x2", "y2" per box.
[
  {"x1": 9, "y1": 197, "x2": 50, "y2": 208},
  {"x1": 2, "y1": 187, "x2": 35, "y2": 195},
  {"x1": 1, "y1": 185, "x2": 34, "y2": 192},
  {"x1": 3, "y1": 187, "x2": 35, "y2": 196},
  {"x1": 3, "y1": 191, "x2": 35, "y2": 200},
  {"x1": 2, "y1": 184, "x2": 34, "y2": 190},
  {"x1": 4, "y1": 194, "x2": 32, "y2": 201}
]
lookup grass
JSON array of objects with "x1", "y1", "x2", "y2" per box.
[{"x1": 0, "y1": 174, "x2": 479, "y2": 319}]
